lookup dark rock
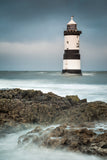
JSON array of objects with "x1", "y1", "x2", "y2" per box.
[
  {"x1": 66, "y1": 95, "x2": 80, "y2": 105},
  {"x1": 18, "y1": 124, "x2": 107, "y2": 156},
  {"x1": 101, "y1": 145, "x2": 107, "y2": 149},
  {"x1": 0, "y1": 89, "x2": 107, "y2": 126},
  {"x1": 80, "y1": 99, "x2": 87, "y2": 103},
  {"x1": 0, "y1": 89, "x2": 107, "y2": 156}
]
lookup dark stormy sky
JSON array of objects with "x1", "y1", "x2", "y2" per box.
[{"x1": 0, "y1": 0, "x2": 107, "y2": 71}]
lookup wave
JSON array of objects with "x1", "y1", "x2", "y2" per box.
[
  {"x1": 0, "y1": 71, "x2": 107, "y2": 102},
  {"x1": 82, "y1": 72, "x2": 96, "y2": 76},
  {"x1": 0, "y1": 79, "x2": 107, "y2": 102}
]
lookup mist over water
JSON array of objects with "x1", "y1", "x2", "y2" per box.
[
  {"x1": 0, "y1": 127, "x2": 106, "y2": 160},
  {"x1": 0, "y1": 71, "x2": 107, "y2": 102}
]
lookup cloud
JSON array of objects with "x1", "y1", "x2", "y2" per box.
[
  {"x1": 81, "y1": 41, "x2": 107, "y2": 71},
  {"x1": 0, "y1": 41, "x2": 63, "y2": 71},
  {"x1": 0, "y1": 39, "x2": 107, "y2": 71},
  {"x1": 0, "y1": 41, "x2": 62, "y2": 55}
]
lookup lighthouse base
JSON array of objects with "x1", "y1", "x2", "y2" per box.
[{"x1": 62, "y1": 69, "x2": 82, "y2": 75}]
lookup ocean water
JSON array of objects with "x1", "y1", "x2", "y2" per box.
[
  {"x1": 0, "y1": 125, "x2": 106, "y2": 160},
  {"x1": 0, "y1": 71, "x2": 107, "y2": 102}
]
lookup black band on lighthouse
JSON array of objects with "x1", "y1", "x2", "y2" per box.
[
  {"x1": 63, "y1": 53, "x2": 80, "y2": 59},
  {"x1": 64, "y1": 50, "x2": 80, "y2": 59},
  {"x1": 62, "y1": 69, "x2": 82, "y2": 74},
  {"x1": 64, "y1": 50, "x2": 79, "y2": 54},
  {"x1": 64, "y1": 30, "x2": 82, "y2": 36}
]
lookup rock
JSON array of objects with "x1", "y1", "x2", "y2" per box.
[
  {"x1": 80, "y1": 99, "x2": 87, "y2": 103},
  {"x1": 101, "y1": 145, "x2": 107, "y2": 149},
  {"x1": 0, "y1": 89, "x2": 107, "y2": 127},
  {"x1": 66, "y1": 95, "x2": 80, "y2": 105},
  {"x1": 18, "y1": 124, "x2": 107, "y2": 156},
  {"x1": 0, "y1": 89, "x2": 107, "y2": 156},
  {"x1": 30, "y1": 126, "x2": 42, "y2": 133}
]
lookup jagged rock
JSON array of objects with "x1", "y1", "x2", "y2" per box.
[
  {"x1": 66, "y1": 95, "x2": 80, "y2": 105},
  {"x1": 18, "y1": 125, "x2": 107, "y2": 156},
  {"x1": 0, "y1": 89, "x2": 107, "y2": 156},
  {"x1": 0, "y1": 89, "x2": 107, "y2": 127}
]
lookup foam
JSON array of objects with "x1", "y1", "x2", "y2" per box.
[
  {"x1": 0, "y1": 127, "x2": 105, "y2": 160},
  {"x1": 0, "y1": 71, "x2": 107, "y2": 102}
]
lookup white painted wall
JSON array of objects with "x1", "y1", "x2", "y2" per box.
[
  {"x1": 63, "y1": 59, "x2": 81, "y2": 70},
  {"x1": 64, "y1": 35, "x2": 79, "y2": 50}
]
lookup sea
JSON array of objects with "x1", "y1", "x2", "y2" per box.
[
  {"x1": 0, "y1": 71, "x2": 107, "y2": 102},
  {"x1": 0, "y1": 71, "x2": 107, "y2": 160}
]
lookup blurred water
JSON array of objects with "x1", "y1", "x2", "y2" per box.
[
  {"x1": 0, "y1": 71, "x2": 107, "y2": 102},
  {"x1": 0, "y1": 126, "x2": 106, "y2": 160}
]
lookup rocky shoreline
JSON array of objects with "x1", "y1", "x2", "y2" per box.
[
  {"x1": 0, "y1": 89, "x2": 107, "y2": 156},
  {"x1": 18, "y1": 124, "x2": 107, "y2": 156}
]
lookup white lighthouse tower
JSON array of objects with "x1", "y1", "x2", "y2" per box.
[{"x1": 62, "y1": 16, "x2": 82, "y2": 74}]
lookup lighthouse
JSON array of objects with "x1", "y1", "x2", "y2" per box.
[{"x1": 62, "y1": 16, "x2": 82, "y2": 74}]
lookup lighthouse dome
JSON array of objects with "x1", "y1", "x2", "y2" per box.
[
  {"x1": 67, "y1": 16, "x2": 77, "y2": 31},
  {"x1": 67, "y1": 16, "x2": 76, "y2": 25}
]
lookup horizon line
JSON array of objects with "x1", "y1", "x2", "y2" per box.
[{"x1": 0, "y1": 70, "x2": 107, "y2": 72}]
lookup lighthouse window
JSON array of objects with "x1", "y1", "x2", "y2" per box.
[
  {"x1": 77, "y1": 45, "x2": 79, "y2": 48},
  {"x1": 76, "y1": 43, "x2": 79, "y2": 48},
  {"x1": 67, "y1": 41, "x2": 69, "y2": 44}
]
